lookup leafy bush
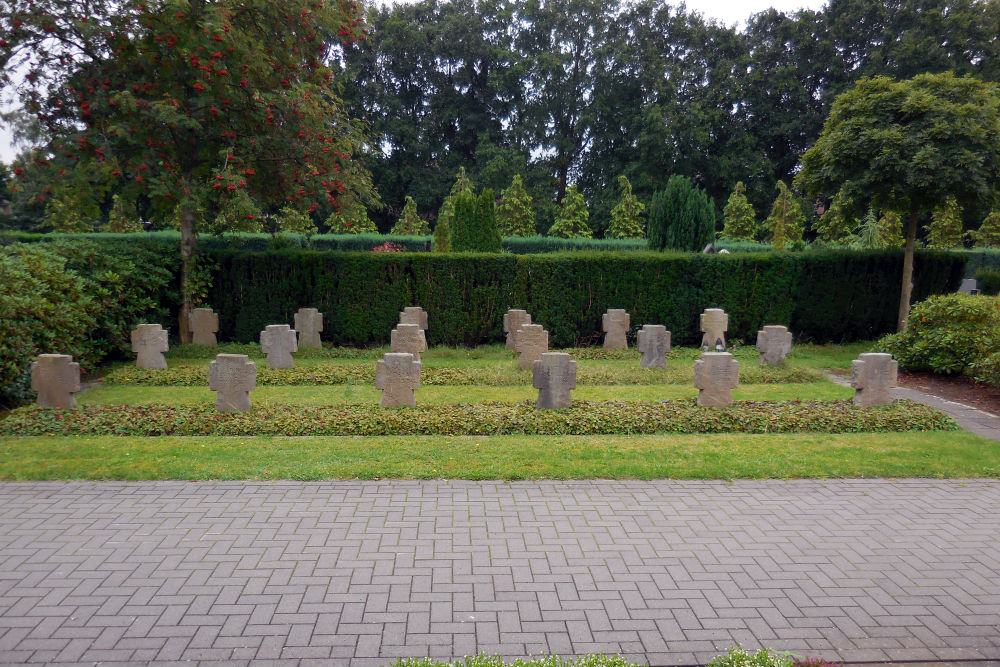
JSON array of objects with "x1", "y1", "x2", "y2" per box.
[
  {"x1": 706, "y1": 646, "x2": 793, "y2": 667},
  {"x1": 0, "y1": 399, "x2": 957, "y2": 437},
  {"x1": 974, "y1": 268, "x2": 1000, "y2": 295},
  {"x1": 969, "y1": 352, "x2": 1000, "y2": 387},
  {"x1": 876, "y1": 293, "x2": 1000, "y2": 375}
]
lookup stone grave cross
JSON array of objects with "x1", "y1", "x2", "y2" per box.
[
  {"x1": 637, "y1": 325, "x2": 670, "y2": 369},
  {"x1": 131, "y1": 323, "x2": 169, "y2": 369},
  {"x1": 602, "y1": 309, "x2": 630, "y2": 350},
  {"x1": 31, "y1": 354, "x2": 81, "y2": 409},
  {"x1": 375, "y1": 352, "x2": 422, "y2": 407},
  {"x1": 700, "y1": 308, "x2": 729, "y2": 350},
  {"x1": 851, "y1": 353, "x2": 898, "y2": 407},
  {"x1": 260, "y1": 324, "x2": 298, "y2": 368},
  {"x1": 694, "y1": 352, "x2": 739, "y2": 407},
  {"x1": 391, "y1": 323, "x2": 427, "y2": 361},
  {"x1": 399, "y1": 306, "x2": 428, "y2": 331},
  {"x1": 516, "y1": 324, "x2": 549, "y2": 370},
  {"x1": 294, "y1": 308, "x2": 324, "y2": 349},
  {"x1": 533, "y1": 352, "x2": 577, "y2": 409},
  {"x1": 503, "y1": 309, "x2": 532, "y2": 350},
  {"x1": 756, "y1": 325, "x2": 793, "y2": 366},
  {"x1": 209, "y1": 354, "x2": 257, "y2": 412},
  {"x1": 188, "y1": 307, "x2": 219, "y2": 346}
]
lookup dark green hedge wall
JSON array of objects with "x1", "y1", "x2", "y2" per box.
[{"x1": 205, "y1": 249, "x2": 964, "y2": 346}]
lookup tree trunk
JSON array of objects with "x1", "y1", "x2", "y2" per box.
[
  {"x1": 897, "y1": 209, "x2": 919, "y2": 332},
  {"x1": 179, "y1": 208, "x2": 197, "y2": 343}
]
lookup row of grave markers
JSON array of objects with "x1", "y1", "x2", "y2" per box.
[{"x1": 31, "y1": 305, "x2": 898, "y2": 413}]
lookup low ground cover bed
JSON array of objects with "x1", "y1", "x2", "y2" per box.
[{"x1": 1, "y1": 399, "x2": 956, "y2": 437}]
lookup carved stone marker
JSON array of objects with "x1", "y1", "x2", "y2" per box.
[
  {"x1": 851, "y1": 353, "x2": 898, "y2": 407},
  {"x1": 260, "y1": 324, "x2": 298, "y2": 368},
  {"x1": 756, "y1": 325, "x2": 793, "y2": 366},
  {"x1": 131, "y1": 323, "x2": 169, "y2": 369},
  {"x1": 188, "y1": 307, "x2": 219, "y2": 346},
  {"x1": 637, "y1": 325, "x2": 671, "y2": 369},
  {"x1": 602, "y1": 309, "x2": 630, "y2": 350},
  {"x1": 694, "y1": 352, "x2": 739, "y2": 408},
  {"x1": 31, "y1": 354, "x2": 81, "y2": 409},
  {"x1": 503, "y1": 309, "x2": 532, "y2": 350},
  {"x1": 375, "y1": 352, "x2": 422, "y2": 407},
  {"x1": 533, "y1": 352, "x2": 577, "y2": 409},
  {"x1": 515, "y1": 324, "x2": 549, "y2": 370},
  {"x1": 391, "y1": 323, "x2": 427, "y2": 361},
  {"x1": 399, "y1": 306, "x2": 428, "y2": 331},
  {"x1": 294, "y1": 308, "x2": 324, "y2": 349},
  {"x1": 209, "y1": 354, "x2": 256, "y2": 412},
  {"x1": 700, "y1": 308, "x2": 729, "y2": 350}
]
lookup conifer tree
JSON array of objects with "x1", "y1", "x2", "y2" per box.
[
  {"x1": 325, "y1": 200, "x2": 377, "y2": 234},
  {"x1": 547, "y1": 185, "x2": 593, "y2": 238},
  {"x1": 813, "y1": 189, "x2": 856, "y2": 244},
  {"x1": 436, "y1": 167, "x2": 475, "y2": 250},
  {"x1": 926, "y1": 197, "x2": 965, "y2": 248},
  {"x1": 647, "y1": 175, "x2": 714, "y2": 251},
  {"x1": 972, "y1": 211, "x2": 1000, "y2": 248},
  {"x1": 607, "y1": 176, "x2": 645, "y2": 239},
  {"x1": 721, "y1": 181, "x2": 758, "y2": 241},
  {"x1": 451, "y1": 189, "x2": 502, "y2": 252},
  {"x1": 765, "y1": 181, "x2": 805, "y2": 250},
  {"x1": 107, "y1": 194, "x2": 142, "y2": 232},
  {"x1": 496, "y1": 174, "x2": 536, "y2": 237},
  {"x1": 877, "y1": 210, "x2": 905, "y2": 248},
  {"x1": 391, "y1": 196, "x2": 430, "y2": 235}
]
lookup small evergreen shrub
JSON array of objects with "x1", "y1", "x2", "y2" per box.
[
  {"x1": 926, "y1": 196, "x2": 965, "y2": 249},
  {"x1": 390, "y1": 196, "x2": 431, "y2": 235},
  {"x1": 451, "y1": 189, "x2": 502, "y2": 252},
  {"x1": 972, "y1": 211, "x2": 1000, "y2": 247},
  {"x1": 765, "y1": 181, "x2": 805, "y2": 250},
  {"x1": 721, "y1": 181, "x2": 759, "y2": 241},
  {"x1": 974, "y1": 268, "x2": 1000, "y2": 295},
  {"x1": 606, "y1": 176, "x2": 645, "y2": 239},
  {"x1": 547, "y1": 185, "x2": 593, "y2": 238},
  {"x1": 496, "y1": 174, "x2": 535, "y2": 237},
  {"x1": 876, "y1": 293, "x2": 1000, "y2": 375},
  {"x1": 324, "y1": 200, "x2": 377, "y2": 234},
  {"x1": 647, "y1": 175, "x2": 715, "y2": 251}
]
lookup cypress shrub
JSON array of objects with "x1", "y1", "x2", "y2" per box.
[
  {"x1": 647, "y1": 175, "x2": 715, "y2": 251},
  {"x1": 451, "y1": 189, "x2": 502, "y2": 253}
]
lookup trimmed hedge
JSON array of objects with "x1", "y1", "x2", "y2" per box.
[
  {"x1": 205, "y1": 248, "x2": 963, "y2": 346},
  {"x1": 0, "y1": 400, "x2": 957, "y2": 437}
]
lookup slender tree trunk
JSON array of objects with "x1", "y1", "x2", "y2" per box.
[
  {"x1": 897, "y1": 209, "x2": 919, "y2": 332},
  {"x1": 179, "y1": 208, "x2": 197, "y2": 343}
]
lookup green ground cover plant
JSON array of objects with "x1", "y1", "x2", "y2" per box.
[
  {"x1": 0, "y1": 399, "x2": 956, "y2": 437},
  {"x1": 0, "y1": 432, "x2": 992, "y2": 481}
]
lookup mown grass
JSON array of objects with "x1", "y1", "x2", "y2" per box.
[
  {"x1": 78, "y1": 381, "x2": 853, "y2": 406},
  {"x1": 0, "y1": 432, "x2": 995, "y2": 481}
]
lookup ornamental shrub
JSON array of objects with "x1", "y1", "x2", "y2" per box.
[
  {"x1": 324, "y1": 200, "x2": 377, "y2": 234},
  {"x1": 390, "y1": 196, "x2": 431, "y2": 235},
  {"x1": 813, "y1": 189, "x2": 855, "y2": 244},
  {"x1": 926, "y1": 197, "x2": 965, "y2": 249},
  {"x1": 547, "y1": 185, "x2": 593, "y2": 238},
  {"x1": 876, "y1": 293, "x2": 1000, "y2": 375},
  {"x1": 606, "y1": 176, "x2": 645, "y2": 239},
  {"x1": 721, "y1": 181, "x2": 758, "y2": 242},
  {"x1": 971, "y1": 211, "x2": 1000, "y2": 248},
  {"x1": 496, "y1": 174, "x2": 536, "y2": 237},
  {"x1": 435, "y1": 168, "x2": 475, "y2": 251},
  {"x1": 765, "y1": 181, "x2": 805, "y2": 250},
  {"x1": 107, "y1": 195, "x2": 143, "y2": 232},
  {"x1": 451, "y1": 189, "x2": 502, "y2": 252},
  {"x1": 970, "y1": 351, "x2": 1000, "y2": 387},
  {"x1": 647, "y1": 175, "x2": 715, "y2": 251},
  {"x1": 974, "y1": 268, "x2": 1000, "y2": 295}
]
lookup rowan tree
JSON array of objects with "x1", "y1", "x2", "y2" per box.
[
  {"x1": 1, "y1": 0, "x2": 375, "y2": 340},
  {"x1": 796, "y1": 73, "x2": 1000, "y2": 331}
]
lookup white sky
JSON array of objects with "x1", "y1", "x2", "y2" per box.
[{"x1": 0, "y1": 0, "x2": 827, "y2": 167}]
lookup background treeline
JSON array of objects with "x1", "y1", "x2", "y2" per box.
[{"x1": 338, "y1": 0, "x2": 1000, "y2": 235}]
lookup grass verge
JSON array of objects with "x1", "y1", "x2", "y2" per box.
[{"x1": 0, "y1": 432, "x2": 995, "y2": 481}]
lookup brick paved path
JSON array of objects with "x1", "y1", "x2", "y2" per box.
[{"x1": 1, "y1": 480, "x2": 998, "y2": 666}]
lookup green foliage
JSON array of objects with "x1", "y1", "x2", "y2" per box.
[
  {"x1": 765, "y1": 181, "x2": 805, "y2": 250},
  {"x1": 647, "y1": 175, "x2": 715, "y2": 251},
  {"x1": 391, "y1": 196, "x2": 431, "y2": 235},
  {"x1": 971, "y1": 211, "x2": 1000, "y2": 248},
  {"x1": 496, "y1": 175, "x2": 536, "y2": 237},
  {"x1": 434, "y1": 167, "x2": 475, "y2": 251},
  {"x1": 547, "y1": 185, "x2": 593, "y2": 238},
  {"x1": 970, "y1": 352, "x2": 1000, "y2": 388},
  {"x1": 813, "y1": 189, "x2": 856, "y2": 245},
  {"x1": 706, "y1": 646, "x2": 793, "y2": 667},
  {"x1": 264, "y1": 206, "x2": 318, "y2": 241},
  {"x1": 43, "y1": 193, "x2": 94, "y2": 233},
  {"x1": 451, "y1": 189, "x2": 502, "y2": 252},
  {"x1": 0, "y1": 240, "x2": 174, "y2": 407},
  {"x1": 325, "y1": 201, "x2": 377, "y2": 235},
  {"x1": 876, "y1": 294, "x2": 1000, "y2": 375},
  {"x1": 0, "y1": 399, "x2": 956, "y2": 437},
  {"x1": 606, "y1": 176, "x2": 645, "y2": 239},
  {"x1": 721, "y1": 182, "x2": 758, "y2": 242},
  {"x1": 974, "y1": 269, "x2": 1000, "y2": 296},
  {"x1": 107, "y1": 195, "x2": 143, "y2": 233},
  {"x1": 877, "y1": 210, "x2": 905, "y2": 248},
  {"x1": 851, "y1": 207, "x2": 903, "y2": 250},
  {"x1": 926, "y1": 197, "x2": 965, "y2": 249}
]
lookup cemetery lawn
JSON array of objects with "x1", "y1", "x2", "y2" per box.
[{"x1": 0, "y1": 432, "x2": 997, "y2": 480}]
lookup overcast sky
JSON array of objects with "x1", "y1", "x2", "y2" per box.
[{"x1": 0, "y1": 0, "x2": 827, "y2": 166}]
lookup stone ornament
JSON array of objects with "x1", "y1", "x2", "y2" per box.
[
  {"x1": 188, "y1": 307, "x2": 219, "y2": 346},
  {"x1": 294, "y1": 308, "x2": 324, "y2": 349},
  {"x1": 694, "y1": 352, "x2": 739, "y2": 408},
  {"x1": 399, "y1": 306, "x2": 428, "y2": 331},
  {"x1": 602, "y1": 309, "x2": 630, "y2": 350},
  {"x1": 637, "y1": 325, "x2": 671, "y2": 369},
  {"x1": 375, "y1": 352, "x2": 422, "y2": 407},
  {"x1": 515, "y1": 324, "x2": 549, "y2": 370},
  {"x1": 700, "y1": 308, "x2": 729, "y2": 350},
  {"x1": 851, "y1": 353, "x2": 898, "y2": 407},
  {"x1": 756, "y1": 325, "x2": 793, "y2": 366},
  {"x1": 503, "y1": 309, "x2": 532, "y2": 350},
  {"x1": 391, "y1": 323, "x2": 427, "y2": 361},
  {"x1": 260, "y1": 324, "x2": 298, "y2": 368},
  {"x1": 131, "y1": 323, "x2": 169, "y2": 369},
  {"x1": 533, "y1": 352, "x2": 577, "y2": 410},
  {"x1": 31, "y1": 354, "x2": 81, "y2": 409},
  {"x1": 209, "y1": 354, "x2": 256, "y2": 412}
]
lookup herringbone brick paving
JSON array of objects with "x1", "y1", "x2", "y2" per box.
[{"x1": 0, "y1": 479, "x2": 997, "y2": 666}]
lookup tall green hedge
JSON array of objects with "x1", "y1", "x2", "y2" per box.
[{"x1": 205, "y1": 249, "x2": 963, "y2": 346}]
